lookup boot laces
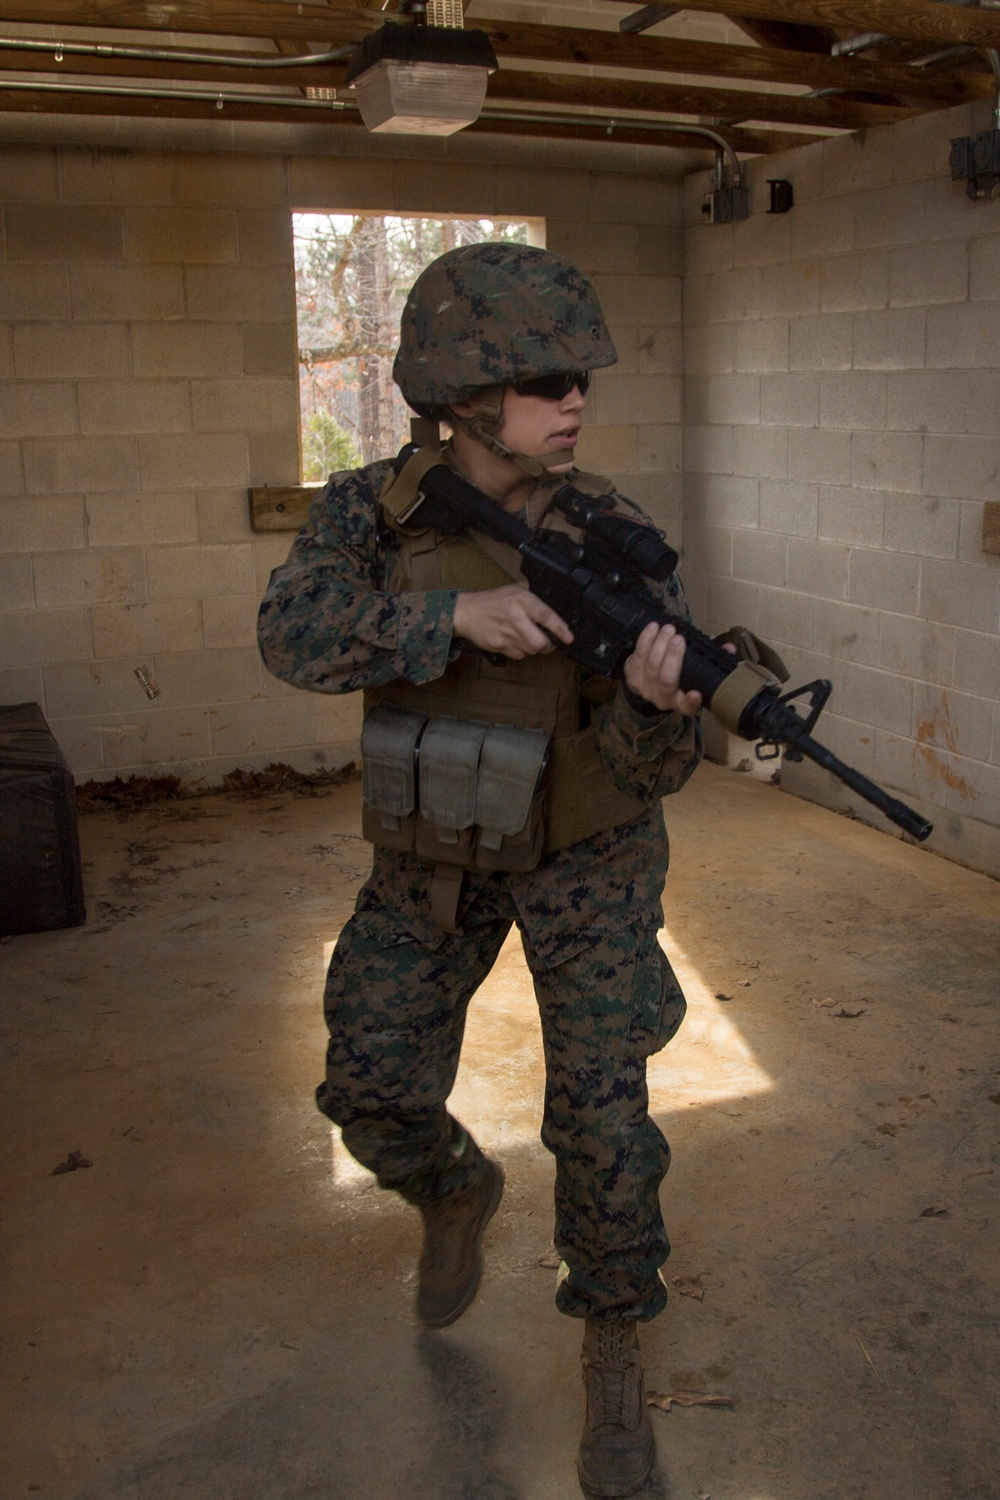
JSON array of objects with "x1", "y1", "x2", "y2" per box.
[{"x1": 587, "y1": 1322, "x2": 639, "y2": 1429}]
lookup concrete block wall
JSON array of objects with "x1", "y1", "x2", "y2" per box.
[
  {"x1": 681, "y1": 104, "x2": 1000, "y2": 870},
  {"x1": 0, "y1": 143, "x2": 681, "y2": 783}
]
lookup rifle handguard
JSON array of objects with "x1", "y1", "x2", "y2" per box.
[{"x1": 706, "y1": 659, "x2": 781, "y2": 734}]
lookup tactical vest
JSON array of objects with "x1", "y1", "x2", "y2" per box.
[{"x1": 359, "y1": 457, "x2": 651, "y2": 923}]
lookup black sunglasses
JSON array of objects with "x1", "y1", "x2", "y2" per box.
[{"x1": 511, "y1": 370, "x2": 591, "y2": 401}]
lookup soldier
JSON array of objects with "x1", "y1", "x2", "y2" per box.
[{"x1": 258, "y1": 242, "x2": 706, "y2": 1498}]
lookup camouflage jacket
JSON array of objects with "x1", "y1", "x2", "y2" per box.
[{"x1": 257, "y1": 459, "x2": 703, "y2": 957}]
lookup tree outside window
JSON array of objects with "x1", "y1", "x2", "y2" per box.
[{"x1": 293, "y1": 214, "x2": 534, "y2": 480}]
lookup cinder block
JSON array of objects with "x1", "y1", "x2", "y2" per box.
[
  {"x1": 969, "y1": 236, "x2": 1000, "y2": 301},
  {"x1": 852, "y1": 308, "x2": 926, "y2": 371},
  {"x1": 0, "y1": 147, "x2": 58, "y2": 202},
  {"x1": 46, "y1": 715, "x2": 105, "y2": 777},
  {"x1": 173, "y1": 154, "x2": 287, "y2": 209},
  {"x1": 705, "y1": 574, "x2": 760, "y2": 634},
  {"x1": 132, "y1": 322, "x2": 243, "y2": 378},
  {"x1": 759, "y1": 480, "x2": 819, "y2": 538},
  {"x1": 593, "y1": 374, "x2": 681, "y2": 427},
  {"x1": 208, "y1": 696, "x2": 315, "y2": 757},
  {"x1": 733, "y1": 425, "x2": 787, "y2": 480},
  {"x1": 101, "y1": 706, "x2": 212, "y2": 769},
  {"x1": 586, "y1": 172, "x2": 678, "y2": 228},
  {"x1": 243, "y1": 323, "x2": 297, "y2": 378},
  {"x1": 756, "y1": 585, "x2": 816, "y2": 649},
  {"x1": 123, "y1": 208, "x2": 238, "y2": 265},
  {"x1": 237, "y1": 210, "x2": 294, "y2": 267},
  {"x1": 705, "y1": 267, "x2": 763, "y2": 324},
  {"x1": 288, "y1": 156, "x2": 396, "y2": 211},
  {"x1": 880, "y1": 614, "x2": 955, "y2": 687},
  {"x1": 926, "y1": 302, "x2": 1000, "y2": 369},
  {"x1": 314, "y1": 692, "x2": 364, "y2": 748},
  {"x1": 841, "y1": 661, "x2": 914, "y2": 735},
  {"x1": 592, "y1": 274, "x2": 680, "y2": 327},
  {"x1": 685, "y1": 323, "x2": 734, "y2": 376},
  {"x1": 683, "y1": 220, "x2": 734, "y2": 278},
  {"x1": 0, "y1": 607, "x2": 93, "y2": 668},
  {"x1": 787, "y1": 537, "x2": 849, "y2": 600},
  {"x1": 197, "y1": 489, "x2": 254, "y2": 544},
  {"x1": 884, "y1": 493, "x2": 960, "y2": 559},
  {"x1": 822, "y1": 129, "x2": 895, "y2": 196},
  {"x1": 606, "y1": 326, "x2": 638, "y2": 376},
  {"x1": 636, "y1": 224, "x2": 682, "y2": 278},
  {"x1": 58, "y1": 150, "x2": 178, "y2": 206},
  {"x1": 70, "y1": 264, "x2": 185, "y2": 322},
  {"x1": 394, "y1": 160, "x2": 497, "y2": 217},
  {"x1": 637, "y1": 325, "x2": 682, "y2": 375},
  {"x1": 924, "y1": 435, "x2": 1000, "y2": 503},
  {"x1": 848, "y1": 547, "x2": 920, "y2": 613},
  {"x1": 91, "y1": 600, "x2": 202, "y2": 657},
  {"x1": 4, "y1": 205, "x2": 123, "y2": 262},
  {"x1": 575, "y1": 425, "x2": 636, "y2": 473},
  {"x1": 819, "y1": 372, "x2": 887, "y2": 430},
  {"x1": 685, "y1": 374, "x2": 759, "y2": 426},
  {"x1": 148, "y1": 647, "x2": 262, "y2": 707},
  {"x1": 138, "y1": 433, "x2": 248, "y2": 491},
  {"x1": 635, "y1": 424, "x2": 682, "y2": 474},
  {"x1": 680, "y1": 522, "x2": 732, "y2": 577},
  {"x1": 0, "y1": 443, "x2": 23, "y2": 497},
  {"x1": 0, "y1": 495, "x2": 85, "y2": 552},
  {"x1": 731, "y1": 205, "x2": 792, "y2": 268},
  {"x1": 789, "y1": 313, "x2": 853, "y2": 372},
  {"x1": 190, "y1": 378, "x2": 298, "y2": 434},
  {"x1": 0, "y1": 666, "x2": 43, "y2": 709},
  {"x1": 851, "y1": 432, "x2": 923, "y2": 495},
  {"x1": 0, "y1": 383, "x2": 78, "y2": 439},
  {"x1": 0, "y1": 266, "x2": 71, "y2": 321},
  {"x1": 734, "y1": 319, "x2": 788, "y2": 373},
  {"x1": 86, "y1": 492, "x2": 199, "y2": 548},
  {"x1": 248, "y1": 431, "x2": 300, "y2": 489},
  {"x1": 852, "y1": 180, "x2": 930, "y2": 252},
  {"x1": 184, "y1": 266, "x2": 295, "y2": 323},
  {"x1": 609, "y1": 471, "x2": 679, "y2": 534},
  {"x1": 202, "y1": 594, "x2": 260, "y2": 650},
  {"x1": 146, "y1": 542, "x2": 255, "y2": 601},
  {"x1": 873, "y1": 729, "x2": 940, "y2": 806},
  {"x1": 546, "y1": 220, "x2": 639, "y2": 276},
  {"x1": 760, "y1": 373, "x2": 819, "y2": 428},
  {"x1": 13, "y1": 323, "x2": 130, "y2": 379},
  {"x1": 886, "y1": 369, "x2": 1000, "y2": 437},
  {"x1": 79, "y1": 381, "x2": 192, "y2": 436},
  {"x1": 813, "y1": 598, "x2": 880, "y2": 666},
  {"x1": 732, "y1": 529, "x2": 787, "y2": 587},
  {"x1": 788, "y1": 198, "x2": 852, "y2": 262},
  {"x1": 946, "y1": 757, "x2": 1000, "y2": 825},
  {"x1": 0, "y1": 554, "x2": 34, "y2": 611},
  {"x1": 788, "y1": 428, "x2": 852, "y2": 487},
  {"x1": 23, "y1": 437, "x2": 139, "y2": 497},
  {"x1": 818, "y1": 485, "x2": 885, "y2": 548},
  {"x1": 33, "y1": 548, "x2": 146, "y2": 608},
  {"x1": 682, "y1": 275, "x2": 713, "y2": 329},
  {"x1": 760, "y1": 261, "x2": 822, "y2": 320},
  {"x1": 953, "y1": 627, "x2": 1000, "y2": 698},
  {"x1": 912, "y1": 681, "x2": 993, "y2": 762},
  {"x1": 43, "y1": 658, "x2": 155, "y2": 719},
  {"x1": 919, "y1": 557, "x2": 1000, "y2": 633},
  {"x1": 684, "y1": 472, "x2": 758, "y2": 528},
  {"x1": 889, "y1": 242, "x2": 968, "y2": 307},
  {"x1": 684, "y1": 424, "x2": 733, "y2": 476},
  {"x1": 0, "y1": 330, "x2": 10, "y2": 383},
  {"x1": 819, "y1": 251, "x2": 889, "y2": 314}
]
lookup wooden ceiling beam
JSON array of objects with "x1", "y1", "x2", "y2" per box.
[
  {"x1": 0, "y1": 18, "x2": 986, "y2": 103},
  {"x1": 487, "y1": 68, "x2": 917, "y2": 130},
  {"x1": 596, "y1": 0, "x2": 1000, "y2": 50}
]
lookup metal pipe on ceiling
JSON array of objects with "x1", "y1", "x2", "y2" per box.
[{"x1": 0, "y1": 35, "x2": 354, "y2": 68}]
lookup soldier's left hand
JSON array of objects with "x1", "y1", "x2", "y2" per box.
[{"x1": 623, "y1": 622, "x2": 704, "y2": 715}]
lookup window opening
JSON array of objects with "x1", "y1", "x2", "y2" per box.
[{"x1": 293, "y1": 213, "x2": 539, "y2": 479}]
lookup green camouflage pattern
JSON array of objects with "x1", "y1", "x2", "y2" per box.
[
  {"x1": 392, "y1": 244, "x2": 618, "y2": 407},
  {"x1": 257, "y1": 459, "x2": 702, "y2": 1321}
]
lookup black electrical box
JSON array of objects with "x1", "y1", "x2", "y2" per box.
[{"x1": 0, "y1": 703, "x2": 86, "y2": 937}]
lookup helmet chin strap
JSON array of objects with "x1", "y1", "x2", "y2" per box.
[{"x1": 450, "y1": 386, "x2": 576, "y2": 479}]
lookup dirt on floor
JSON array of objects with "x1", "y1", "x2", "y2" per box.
[{"x1": 2, "y1": 762, "x2": 998, "y2": 1500}]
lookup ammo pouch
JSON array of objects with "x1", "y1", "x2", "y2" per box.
[{"x1": 361, "y1": 704, "x2": 550, "y2": 873}]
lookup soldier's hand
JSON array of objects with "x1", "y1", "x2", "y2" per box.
[
  {"x1": 453, "y1": 585, "x2": 574, "y2": 659},
  {"x1": 623, "y1": 622, "x2": 703, "y2": 715}
]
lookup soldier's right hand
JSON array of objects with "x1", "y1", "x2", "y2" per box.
[{"x1": 452, "y1": 585, "x2": 574, "y2": 660}]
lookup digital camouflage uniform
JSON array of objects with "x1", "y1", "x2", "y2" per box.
[{"x1": 257, "y1": 456, "x2": 703, "y2": 1322}]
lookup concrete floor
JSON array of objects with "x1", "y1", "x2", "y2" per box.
[{"x1": 3, "y1": 762, "x2": 999, "y2": 1500}]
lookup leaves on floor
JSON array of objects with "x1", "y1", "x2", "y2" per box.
[
  {"x1": 672, "y1": 1274, "x2": 706, "y2": 1301},
  {"x1": 919, "y1": 1206, "x2": 950, "y2": 1218},
  {"x1": 536, "y1": 1245, "x2": 562, "y2": 1269},
  {"x1": 647, "y1": 1391, "x2": 736, "y2": 1413},
  {"x1": 51, "y1": 1150, "x2": 92, "y2": 1175}
]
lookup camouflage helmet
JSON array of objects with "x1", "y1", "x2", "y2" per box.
[{"x1": 393, "y1": 242, "x2": 618, "y2": 408}]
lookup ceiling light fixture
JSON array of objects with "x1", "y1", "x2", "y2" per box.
[{"x1": 346, "y1": 1, "x2": 498, "y2": 136}]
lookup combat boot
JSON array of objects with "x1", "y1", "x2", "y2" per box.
[
  {"x1": 577, "y1": 1318, "x2": 654, "y2": 1498},
  {"x1": 416, "y1": 1157, "x2": 504, "y2": 1328}
]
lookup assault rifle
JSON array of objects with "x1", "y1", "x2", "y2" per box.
[{"x1": 390, "y1": 445, "x2": 932, "y2": 843}]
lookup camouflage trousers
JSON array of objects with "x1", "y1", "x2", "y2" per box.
[{"x1": 317, "y1": 868, "x2": 687, "y2": 1322}]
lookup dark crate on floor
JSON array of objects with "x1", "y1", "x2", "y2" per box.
[{"x1": 0, "y1": 703, "x2": 86, "y2": 936}]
